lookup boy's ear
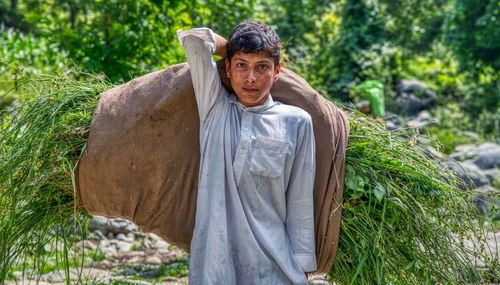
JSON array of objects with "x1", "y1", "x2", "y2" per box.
[
  {"x1": 225, "y1": 58, "x2": 231, "y2": 78},
  {"x1": 273, "y1": 63, "x2": 281, "y2": 82}
]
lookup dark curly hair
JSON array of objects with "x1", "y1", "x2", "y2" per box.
[{"x1": 227, "y1": 22, "x2": 281, "y2": 67}]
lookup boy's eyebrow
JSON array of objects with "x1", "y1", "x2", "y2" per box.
[{"x1": 233, "y1": 57, "x2": 273, "y2": 64}]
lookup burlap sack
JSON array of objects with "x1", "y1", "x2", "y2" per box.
[{"x1": 76, "y1": 61, "x2": 349, "y2": 273}]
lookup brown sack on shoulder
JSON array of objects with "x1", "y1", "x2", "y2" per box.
[{"x1": 76, "y1": 61, "x2": 349, "y2": 273}]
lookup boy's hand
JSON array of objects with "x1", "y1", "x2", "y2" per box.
[{"x1": 214, "y1": 33, "x2": 227, "y2": 58}]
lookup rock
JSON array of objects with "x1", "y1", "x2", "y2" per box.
[
  {"x1": 472, "y1": 149, "x2": 500, "y2": 170},
  {"x1": 473, "y1": 185, "x2": 494, "y2": 215},
  {"x1": 395, "y1": 79, "x2": 436, "y2": 115},
  {"x1": 144, "y1": 255, "x2": 162, "y2": 265},
  {"x1": 384, "y1": 112, "x2": 402, "y2": 131},
  {"x1": 95, "y1": 259, "x2": 114, "y2": 269},
  {"x1": 450, "y1": 144, "x2": 478, "y2": 161},
  {"x1": 92, "y1": 229, "x2": 107, "y2": 240},
  {"x1": 102, "y1": 243, "x2": 118, "y2": 256},
  {"x1": 88, "y1": 215, "x2": 108, "y2": 230},
  {"x1": 40, "y1": 270, "x2": 66, "y2": 283},
  {"x1": 421, "y1": 146, "x2": 446, "y2": 160},
  {"x1": 462, "y1": 131, "x2": 480, "y2": 142},
  {"x1": 446, "y1": 160, "x2": 490, "y2": 189},
  {"x1": 477, "y1": 142, "x2": 500, "y2": 152},
  {"x1": 88, "y1": 216, "x2": 139, "y2": 237},
  {"x1": 482, "y1": 168, "x2": 500, "y2": 185},
  {"x1": 385, "y1": 120, "x2": 399, "y2": 131},
  {"x1": 98, "y1": 239, "x2": 111, "y2": 248},
  {"x1": 116, "y1": 233, "x2": 127, "y2": 241},
  {"x1": 126, "y1": 255, "x2": 145, "y2": 264},
  {"x1": 74, "y1": 240, "x2": 98, "y2": 252},
  {"x1": 121, "y1": 267, "x2": 140, "y2": 276},
  {"x1": 110, "y1": 218, "x2": 133, "y2": 231},
  {"x1": 407, "y1": 111, "x2": 437, "y2": 133},
  {"x1": 147, "y1": 233, "x2": 170, "y2": 249},
  {"x1": 116, "y1": 240, "x2": 133, "y2": 252},
  {"x1": 114, "y1": 250, "x2": 145, "y2": 259}
]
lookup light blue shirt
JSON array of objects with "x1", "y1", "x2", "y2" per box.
[{"x1": 178, "y1": 28, "x2": 316, "y2": 285}]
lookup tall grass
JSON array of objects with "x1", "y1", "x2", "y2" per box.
[
  {"x1": 332, "y1": 115, "x2": 498, "y2": 284},
  {"x1": 0, "y1": 71, "x2": 108, "y2": 283},
  {"x1": 0, "y1": 71, "x2": 496, "y2": 284}
]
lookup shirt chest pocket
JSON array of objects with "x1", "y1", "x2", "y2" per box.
[{"x1": 250, "y1": 137, "x2": 289, "y2": 178}]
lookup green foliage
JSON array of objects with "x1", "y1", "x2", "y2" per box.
[
  {"x1": 288, "y1": 0, "x2": 388, "y2": 100},
  {"x1": 426, "y1": 103, "x2": 479, "y2": 154},
  {"x1": 378, "y1": 0, "x2": 448, "y2": 53},
  {"x1": 159, "y1": 258, "x2": 189, "y2": 278},
  {"x1": 427, "y1": 127, "x2": 477, "y2": 154},
  {"x1": 475, "y1": 109, "x2": 500, "y2": 143},
  {"x1": 12, "y1": 241, "x2": 106, "y2": 277},
  {"x1": 442, "y1": 0, "x2": 500, "y2": 134},
  {"x1": 1, "y1": 0, "x2": 193, "y2": 83},
  {"x1": 335, "y1": 113, "x2": 496, "y2": 284},
  {"x1": 444, "y1": 0, "x2": 500, "y2": 70},
  {"x1": 0, "y1": 26, "x2": 70, "y2": 108},
  {"x1": 0, "y1": 26, "x2": 68, "y2": 75},
  {"x1": 262, "y1": 0, "x2": 324, "y2": 50},
  {"x1": 399, "y1": 46, "x2": 464, "y2": 96},
  {"x1": 122, "y1": 257, "x2": 189, "y2": 280},
  {"x1": 324, "y1": 0, "x2": 387, "y2": 98},
  {"x1": 191, "y1": 0, "x2": 263, "y2": 37},
  {"x1": 0, "y1": 71, "x2": 109, "y2": 282}
]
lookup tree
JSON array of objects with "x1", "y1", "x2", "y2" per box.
[
  {"x1": 377, "y1": 0, "x2": 449, "y2": 54},
  {"x1": 444, "y1": 0, "x2": 500, "y2": 70},
  {"x1": 296, "y1": 0, "x2": 387, "y2": 100},
  {"x1": 443, "y1": 0, "x2": 499, "y2": 119}
]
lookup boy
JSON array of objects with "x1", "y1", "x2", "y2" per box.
[{"x1": 178, "y1": 22, "x2": 316, "y2": 285}]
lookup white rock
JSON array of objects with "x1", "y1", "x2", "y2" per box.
[
  {"x1": 144, "y1": 255, "x2": 162, "y2": 265},
  {"x1": 116, "y1": 240, "x2": 133, "y2": 252},
  {"x1": 126, "y1": 255, "x2": 144, "y2": 264},
  {"x1": 478, "y1": 142, "x2": 500, "y2": 152},
  {"x1": 74, "y1": 240, "x2": 98, "y2": 252}
]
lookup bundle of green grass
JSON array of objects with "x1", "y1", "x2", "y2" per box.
[{"x1": 0, "y1": 72, "x2": 497, "y2": 284}]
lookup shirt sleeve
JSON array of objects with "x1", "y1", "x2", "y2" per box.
[
  {"x1": 177, "y1": 28, "x2": 225, "y2": 121},
  {"x1": 285, "y1": 116, "x2": 317, "y2": 272}
]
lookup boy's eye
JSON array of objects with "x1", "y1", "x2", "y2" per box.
[
  {"x1": 257, "y1": 64, "x2": 269, "y2": 71},
  {"x1": 236, "y1": 62, "x2": 246, "y2": 68}
]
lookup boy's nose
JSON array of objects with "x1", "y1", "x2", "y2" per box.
[{"x1": 246, "y1": 70, "x2": 256, "y2": 83}]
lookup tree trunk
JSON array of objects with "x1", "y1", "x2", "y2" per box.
[
  {"x1": 69, "y1": 4, "x2": 78, "y2": 28},
  {"x1": 10, "y1": 0, "x2": 17, "y2": 12},
  {"x1": 103, "y1": 12, "x2": 109, "y2": 44}
]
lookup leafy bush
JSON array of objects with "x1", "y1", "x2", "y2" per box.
[{"x1": 0, "y1": 25, "x2": 69, "y2": 106}]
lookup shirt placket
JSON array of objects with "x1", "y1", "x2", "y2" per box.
[{"x1": 233, "y1": 110, "x2": 255, "y2": 185}]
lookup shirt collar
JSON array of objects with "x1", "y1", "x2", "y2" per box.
[{"x1": 228, "y1": 93, "x2": 276, "y2": 112}]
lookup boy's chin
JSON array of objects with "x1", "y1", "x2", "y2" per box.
[{"x1": 236, "y1": 95, "x2": 268, "y2": 107}]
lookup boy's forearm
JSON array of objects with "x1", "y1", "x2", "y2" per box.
[{"x1": 214, "y1": 32, "x2": 227, "y2": 57}]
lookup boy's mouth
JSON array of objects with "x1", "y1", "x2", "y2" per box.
[{"x1": 242, "y1": 87, "x2": 259, "y2": 93}]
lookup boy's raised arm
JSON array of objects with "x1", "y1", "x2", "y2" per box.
[
  {"x1": 177, "y1": 28, "x2": 226, "y2": 121},
  {"x1": 214, "y1": 32, "x2": 227, "y2": 58}
]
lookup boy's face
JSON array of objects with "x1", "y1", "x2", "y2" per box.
[{"x1": 226, "y1": 52, "x2": 281, "y2": 107}]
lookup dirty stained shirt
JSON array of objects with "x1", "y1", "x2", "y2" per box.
[{"x1": 178, "y1": 28, "x2": 316, "y2": 285}]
